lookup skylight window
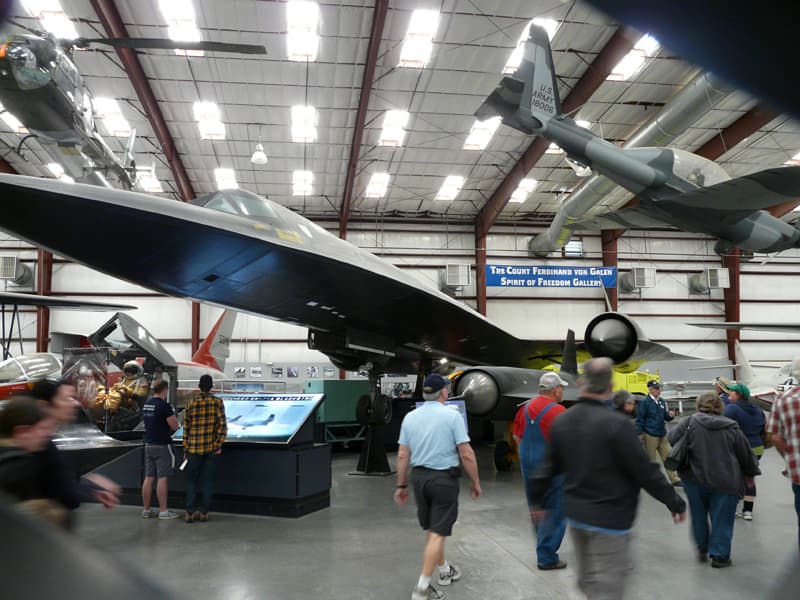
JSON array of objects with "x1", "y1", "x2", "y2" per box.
[
  {"x1": 378, "y1": 110, "x2": 409, "y2": 147},
  {"x1": 435, "y1": 175, "x2": 465, "y2": 201},
  {"x1": 193, "y1": 101, "x2": 226, "y2": 140},
  {"x1": 159, "y1": 0, "x2": 203, "y2": 56},
  {"x1": 784, "y1": 151, "x2": 800, "y2": 166},
  {"x1": 508, "y1": 178, "x2": 537, "y2": 203},
  {"x1": 608, "y1": 34, "x2": 660, "y2": 81},
  {"x1": 137, "y1": 170, "x2": 163, "y2": 193},
  {"x1": 93, "y1": 98, "x2": 131, "y2": 137},
  {"x1": 293, "y1": 170, "x2": 313, "y2": 196},
  {"x1": 503, "y1": 18, "x2": 559, "y2": 74},
  {"x1": 365, "y1": 172, "x2": 390, "y2": 198},
  {"x1": 399, "y1": 9, "x2": 439, "y2": 68},
  {"x1": 214, "y1": 168, "x2": 238, "y2": 190},
  {"x1": 46, "y1": 163, "x2": 74, "y2": 183},
  {"x1": 291, "y1": 105, "x2": 318, "y2": 143},
  {"x1": 463, "y1": 117, "x2": 501, "y2": 150},
  {"x1": 287, "y1": 1, "x2": 320, "y2": 61},
  {"x1": 21, "y1": 0, "x2": 78, "y2": 40},
  {"x1": 0, "y1": 103, "x2": 28, "y2": 134}
]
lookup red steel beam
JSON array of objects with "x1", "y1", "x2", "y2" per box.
[
  {"x1": 0, "y1": 157, "x2": 15, "y2": 173},
  {"x1": 339, "y1": 0, "x2": 388, "y2": 240},
  {"x1": 601, "y1": 230, "x2": 622, "y2": 311},
  {"x1": 90, "y1": 0, "x2": 195, "y2": 202},
  {"x1": 475, "y1": 27, "x2": 639, "y2": 239},
  {"x1": 36, "y1": 249, "x2": 53, "y2": 352},
  {"x1": 191, "y1": 302, "x2": 200, "y2": 355},
  {"x1": 694, "y1": 105, "x2": 777, "y2": 159}
]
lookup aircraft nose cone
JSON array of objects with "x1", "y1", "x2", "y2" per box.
[{"x1": 455, "y1": 371, "x2": 498, "y2": 417}]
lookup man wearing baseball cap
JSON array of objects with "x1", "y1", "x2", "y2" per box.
[
  {"x1": 394, "y1": 373, "x2": 481, "y2": 600},
  {"x1": 636, "y1": 379, "x2": 680, "y2": 485},
  {"x1": 511, "y1": 371, "x2": 569, "y2": 570}
]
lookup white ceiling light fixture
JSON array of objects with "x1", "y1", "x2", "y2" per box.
[
  {"x1": 286, "y1": 1, "x2": 320, "y2": 61},
  {"x1": 291, "y1": 105, "x2": 318, "y2": 143},
  {"x1": 214, "y1": 168, "x2": 238, "y2": 190},
  {"x1": 503, "y1": 17, "x2": 559, "y2": 74},
  {"x1": 545, "y1": 142, "x2": 563, "y2": 154},
  {"x1": 509, "y1": 178, "x2": 538, "y2": 203},
  {"x1": 46, "y1": 163, "x2": 74, "y2": 183},
  {"x1": 378, "y1": 109, "x2": 409, "y2": 147},
  {"x1": 21, "y1": 0, "x2": 78, "y2": 40},
  {"x1": 92, "y1": 98, "x2": 131, "y2": 137},
  {"x1": 159, "y1": 0, "x2": 204, "y2": 56},
  {"x1": 365, "y1": 172, "x2": 390, "y2": 198},
  {"x1": 463, "y1": 116, "x2": 501, "y2": 150},
  {"x1": 435, "y1": 175, "x2": 465, "y2": 201},
  {"x1": 293, "y1": 170, "x2": 313, "y2": 196},
  {"x1": 193, "y1": 101, "x2": 226, "y2": 140},
  {"x1": 608, "y1": 34, "x2": 660, "y2": 81},
  {"x1": 399, "y1": 9, "x2": 439, "y2": 68},
  {"x1": 251, "y1": 143, "x2": 268, "y2": 165}
]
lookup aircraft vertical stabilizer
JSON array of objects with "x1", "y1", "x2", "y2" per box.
[
  {"x1": 191, "y1": 310, "x2": 237, "y2": 371},
  {"x1": 525, "y1": 25, "x2": 562, "y2": 124},
  {"x1": 560, "y1": 329, "x2": 578, "y2": 376},
  {"x1": 734, "y1": 340, "x2": 756, "y2": 385}
]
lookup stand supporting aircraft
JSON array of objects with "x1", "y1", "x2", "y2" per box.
[
  {"x1": 0, "y1": 175, "x2": 687, "y2": 423},
  {"x1": 475, "y1": 25, "x2": 800, "y2": 257}
]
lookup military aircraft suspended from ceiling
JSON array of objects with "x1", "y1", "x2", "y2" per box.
[
  {"x1": 0, "y1": 27, "x2": 266, "y2": 189},
  {"x1": 476, "y1": 25, "x2": 800, "y2": 257}
]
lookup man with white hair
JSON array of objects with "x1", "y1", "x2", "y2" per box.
[
  {"x1": 768, "y1": 356, "x2": 800, "y2": 551},
  {"x1": 512, "y1": 371, "x2": 569, "y2": 570}
]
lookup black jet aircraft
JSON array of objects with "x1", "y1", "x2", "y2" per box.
[
  {"x1": 0, "y1": 175, "x2": 687, "y2": 424},
  {"x1": 0, "y1": 30, "x2": 265, "y2": 188},
  {"x1": 476, "y1": 25, "x2": 800, "y2": 257}
]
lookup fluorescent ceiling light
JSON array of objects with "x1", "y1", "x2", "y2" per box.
[
  {"x1": 287, "y1": 1, "x2": 320, "y2": 61},
  {"x1": 291, "y1": 105, "x2": 318, "y2": 143},
  {"x1": 509, "y1": 178, "x2": 537, "y2": 203},
  {"x1": 399, "y1": 9, "x2": 439, "y2": 68},
  {"x1": 159, "y1": 0, "x2": 203, "y2": 56},
  {"x1": 608, "y1": 34, "x2": 660, "y2": 81},
  {"x1": 365, "y1": 172, "x2": 390, "y2": 198},
  {"x1": 22, "y1": 0, "x2": 78, "y2": 39},
  {"x1": 293, "y1": 170, "x2": 313, "y2": 196},
  {"x1": 214, "y1": 168, "x2": 238, "y2": 190},
  {"x1": 0, "y1": 103, "x2": 28, "y2": 134},
  {"x1": 193, "y1": 101, "x2": 226, "y2": 140},
  {"x1": 92, "y1": 98, "x2": 131, "y2": 137},
  {"x1": 463, "y1": 117, "x2": 501, "y2": 150},
  {"x1": 435, "y1": 175, "x2": 465, "y2": 201},
  {"x1": 378, "y1": 109, "x2": 409, "y2": 147},
  {"x1": 503, "y1": 17, "x2": 559, "y2": 74},
  {"x1": 545, "y1": 142, "x2": 563, "y2": 154},
  {"x1": 46, "y1": 163, "x2": 74, "y2": 183}
]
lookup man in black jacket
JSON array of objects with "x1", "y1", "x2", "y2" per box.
[{"x1": 531, "y1": 357, "x2": 687, "y2": 600}]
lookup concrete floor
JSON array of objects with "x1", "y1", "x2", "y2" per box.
[{"x1": 75, "y1": 447, "x2": 798, "y2": 600}]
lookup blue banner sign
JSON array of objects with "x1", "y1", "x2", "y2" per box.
[{"x1": 485, "y1": 265, "x2": 617, "y2": 288}]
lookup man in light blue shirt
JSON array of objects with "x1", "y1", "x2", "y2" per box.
[{"x1": 394, "y1": 373, "x2": 481, "y2": 600}]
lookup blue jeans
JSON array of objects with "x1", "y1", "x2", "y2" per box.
[
  {"x1": 793, "y1": 483, "x2": 800, "y2": 551},
  {"x1": 525, "y1": 474, "x2": 566, "y2": 566},
  {"x1": 682, "y1": 479, "x2": 738, "y2": 560},
  {"x1": 185, "y1": 453, "x2": 218, "y2": 513}
]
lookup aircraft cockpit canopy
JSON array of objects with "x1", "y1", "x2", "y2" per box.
[
  {"x1": 0, "y1": 353, "x2": 61, "y2": 383},
  {"x1": 0, "y1": 35, "x2": 58, "y2": 91},
  {"x1": 192, "y1": 189, "x2": 277, "y2": 223},
  {"x1": 671, "y1": 148, "x2": 731, "y2": 188}
]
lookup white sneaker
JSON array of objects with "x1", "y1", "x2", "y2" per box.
[
  {"x1": 437, "y1": 564, "x2": 461, "y2": 587},
  {"x1": 736, "y1": 511, "x2": 753, "y2": 521},
  {"x1": 141, "y1": 509, "x2": 155, "y2": 519},
  {"x1": 158, "y1": 510, "x2": 181, "y2": 520},
  {"x1": 411, "y1": 585, "x2": 445, "y2": 600}
]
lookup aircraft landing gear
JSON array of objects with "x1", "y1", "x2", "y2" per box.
[{"x1": 350, "y1": 368, "x2": 394, "y2": 476}]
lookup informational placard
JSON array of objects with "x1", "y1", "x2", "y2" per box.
[{"x1": 485, "y1": 265, "x2": 617, "y2": 288}]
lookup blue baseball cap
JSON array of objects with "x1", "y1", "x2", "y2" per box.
[{"x1": 423, "y1": 373, "x2": 451, "y2": 394}]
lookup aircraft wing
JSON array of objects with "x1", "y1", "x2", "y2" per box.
[
  {"x1": 0, "y1": 291, "x2": 135, "y2": 311},
  {"x1": 689, "y1": 322, "x2": 800, "y2": 334},
  {"x1": 567, "y1": 206, "x2": 669, "y2": 231}
]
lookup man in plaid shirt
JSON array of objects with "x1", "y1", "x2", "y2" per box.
[
  {"x1": 767, "y1": 364, "x2": 800, "y2": 550},
  {"x1": 183, "y1": 374, "x2": 226, "y2": 523}
]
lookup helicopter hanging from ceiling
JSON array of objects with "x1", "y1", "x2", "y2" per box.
[{"x1": 0, "y1": 29, "x2": 266, "y2": 189}]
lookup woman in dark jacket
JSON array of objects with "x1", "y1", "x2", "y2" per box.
[
  {"x1": 667, "y1": 392, "x2": 759, "y2": 568},
  {"x1": 722, "y1": 383, "x2": 766, "y2": 521}
]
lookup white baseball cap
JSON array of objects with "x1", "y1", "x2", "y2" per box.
[{"x1": 539, "y1": 372, "x2": 569, "y2": 390}]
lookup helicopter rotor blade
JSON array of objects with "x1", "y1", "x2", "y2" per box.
[{"x1": 74, "y1": 37, "x2": 267, "y2": 55}]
